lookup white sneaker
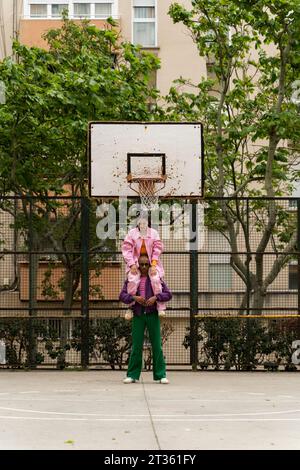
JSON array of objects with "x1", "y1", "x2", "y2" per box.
[
  {"x1": 158, "y1": 311, "x2": 166, "y2": 317},
  {"x1": 159, "y1": 377, "x2": 169, "y2": 384},
  {"x1": 123, "y1": 377, "x2": 136, "y2": 384},
  {"x1": 124, "y1": 310, "x2": 133, "y2": 321}
]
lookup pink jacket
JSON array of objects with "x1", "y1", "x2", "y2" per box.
[{"x1": 122, "y1": 227, "x2": 164, "y2": 277}]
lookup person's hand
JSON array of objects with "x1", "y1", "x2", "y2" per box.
[
  {"x1": 132, "y1": 295, "x2": 146, "y2": 306},
  {"x1": 149, "y1": 266, "x2": 157, "y2": 276},
  {"x1": 130, "y1": 265, "x2": 138, "y2": 274},
  {"x1": 146, "y1": 296, "x2": 157, "y2": 306}
]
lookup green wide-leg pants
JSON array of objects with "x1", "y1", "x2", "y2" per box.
[{"x1": 127, "y1": 313, "x2": 166, "y2": 381}]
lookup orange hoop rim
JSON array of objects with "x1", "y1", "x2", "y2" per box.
[{"x1": 127, "y1": 174, "x2": 167, "y2": 183}]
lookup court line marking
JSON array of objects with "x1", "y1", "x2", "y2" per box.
[
  {"x1": 0, "y1": 388, "x2": 294, "y2": 395},
  {"x1": 0, "y1": 406, "x2": 300, "y2": 417},
  {"x1": 2, "y1": 398, "x2": 299, "y2": 403},
  {"x1": 0, "y1": 415, "x2": 300, "y2": 422},
  {"x1": 141, "y1": 377, "x2": 160, "y2": 449}
]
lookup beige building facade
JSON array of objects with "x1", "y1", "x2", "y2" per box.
[
  {"x1": 118, "y1": 0, "x2": 205, "y2": 95},
  {"x1": 0, "y1": 0, "x2": 23, "y2": 60},
  {"x1": 5, "y1": 0, "x2": 205, "y2": 95}
]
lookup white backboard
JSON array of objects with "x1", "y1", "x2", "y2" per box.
[{"x1": 89, "y1": 122, "x2": 204, "y2": 198}]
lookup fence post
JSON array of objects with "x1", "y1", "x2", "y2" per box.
[
  {"x1": 81, "y1": 197, "x2": 90, "y2": 368},
  {"x1": 246, "y1": 199, "x2": 250, "y2": 314},
  {"x1": 297, "y1": 199, "x2": 300, "y2": 316},
  {"x1": 190, "y1": 201, "x2": 198, "y2": 370},
  {"x1": 28, "y1": 197, "x2": 36, "y2": 368}
]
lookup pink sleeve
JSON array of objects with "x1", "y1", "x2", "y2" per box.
[
  {"x1": 151, "y1": 231, "x2": 163, "y2": 261},
  {"x1": 121, "y1": 234, "x2": 135, "y2": 267}
]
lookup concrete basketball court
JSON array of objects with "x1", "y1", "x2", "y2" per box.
[{"x1": 0, "y1": 370, "x2": 300, "y2": 450}]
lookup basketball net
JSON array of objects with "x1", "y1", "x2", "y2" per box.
[
  {"x1": 138, "y1": 179, "x2": 159, "y2": 210},
  {"x1": 128, "y1": 176, "x2": 166, "y2": 211}
]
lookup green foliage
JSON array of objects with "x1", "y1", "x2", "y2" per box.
[
  {"x1": 41, "y1": 263, "x2": 61, "y2": 300},
  {"x1": 167, "y1": 0, "x2": 300, "y2": 197},
  {"x1": 271, "y1": 318, "x2": 300, "y2": 370},
  {"x1": 167, "y1": 0, "x2": 300, "y2": 314},
  {"x1": 72, "y1": 317, "x2": 132, "y2": 370},
  {"x1": 45, "y1": 340, "x2": 71, "y2": 369},
  {"x1": 198, "y1": 319, "x2": 234, "y2": 370},
  {"x1": 183, "y1": 317, "x2": 300, "y2": 370},
  {"x1": 0, "y1": 318, "x2": 61, "y2": 368},
  {"x1": 0, "y1": 16, "x2": 161, "y2": 196},
  {"x1": 225, "y1": 319, "x2": 275, "y2": 371}
]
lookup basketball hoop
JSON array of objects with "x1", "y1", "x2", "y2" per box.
[
  {"x1": 127, "y1": 175, "x2": 166, "y2": 210},
  {"x1": 89, "y1": 123, "x2": 203, "y2": 200}
]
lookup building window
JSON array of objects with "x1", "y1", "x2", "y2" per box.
[
  {"x1": 30, "y1": 4, "x2": 48, "y2": 18},
  {"x1": 289, "y1": 199, "x2": 297, "y2": 209},
  {"x1": 289, "y1": 262, "x2": 298, "y2": 290},
  {"x1": 209, "y1": 263, "x2": 232, "y2": 290},
  {"x1": 25, "y1": 1, "x2": 117, "y2": 20},
  {"x1": 51, "y1": 4, "x2": 69, "y2": 18},
  {"x1": 74, "y1": 3, "x2": 91, "y2": 18},
  {"x1": 134, "y1": 6, "x2": 155, "y2": 19},
  {"x1": 95, "y1": 3, "x2": 112, "y2": 18},
  {"x1": 47, "y1": 319, "x2": 62, "y2": 338},
  {"x1": 208, "y1": 231, "x2": 232, "y2": 290},
  {"x1": 133, "y1": 1, "x2": 156, "y2": 47}
]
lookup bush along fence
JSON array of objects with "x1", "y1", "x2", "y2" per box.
[
  {"x1": 0, "y1": 196, "x2": 300, "y2": 370},
  {"x1": 184, "y1": 317, "x2": 300, "y2": 371}
]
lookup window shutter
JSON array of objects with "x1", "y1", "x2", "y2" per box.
[{"x1": 133, "y1": 0, "x2": 155, "y2": 6}]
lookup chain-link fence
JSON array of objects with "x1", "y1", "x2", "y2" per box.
[{"x1": 0, "y1": 196, "x2": 299, "y2": 370}]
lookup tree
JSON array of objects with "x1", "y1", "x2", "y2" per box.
[
  {"x1": 0, "y1": 15, "x2": 160, "y2": 196},
  {"x1": 0, "y1": 16, "x2": 160, "y2": 365},
  {"x1": 167, "y1": 0, "x2": 300, "y2": 313}
]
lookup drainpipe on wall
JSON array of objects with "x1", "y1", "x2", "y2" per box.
[{"x1": 0, "y1": 0, "x2": 7, "y2": 58}]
